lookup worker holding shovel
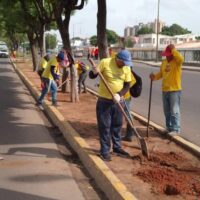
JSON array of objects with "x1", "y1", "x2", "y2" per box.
[
  {"x1": 89, "y1": 49, "x2": 132, "y2": 161},
  {"x1": 150, "y1": 44, "x2": 184, "y2": 135},
  {"x1": 36, "y1": 52, "x2": 65, "y2": 110}
]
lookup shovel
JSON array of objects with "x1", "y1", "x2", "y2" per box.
[
  {"x1": 147, "y1": 78, "x2": 153, "y2": 137},
  {"x1": 88, "y1": 58, "x2": 149, "y2": 158}
]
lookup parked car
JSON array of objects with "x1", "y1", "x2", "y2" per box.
[
  {"x1": 74, "y1": 50, "x2": 83, "y2": 58},
  {"x1": 0, "y1": 48, "x2": 9, "y2": 58}
]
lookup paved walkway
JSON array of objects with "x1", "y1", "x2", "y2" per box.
[{"x1": 0, "y1": 59, "x2": 86, "y2": 200}]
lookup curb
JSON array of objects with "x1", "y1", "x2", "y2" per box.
[
  {"x1": 87, "y1": 88, "x2": 200, "y2": 158},
  {"x1": 13, "y1": 63, "x2": 138, "y2": 200}
]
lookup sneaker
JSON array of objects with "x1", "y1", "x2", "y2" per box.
[
  {"x1": 99, "y1": 153, "x2": 111, "y2": 162},
  {"x1": 35, "y1": 102, "x2": 44, "y2": 111},
  {"x1": 168, "y1": 131, "x2": 180, "y2": 136},
  {"x1": 113, "y1": 148, "x2": 130, "y2": 157},
  {"x1": 122, "y1": 136, "x2": 132, "y2": 142},
  {"x1": 0, "y1": 156, "x2": 3, "y2": 160}
]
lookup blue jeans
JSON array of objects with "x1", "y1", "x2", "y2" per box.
[
  {"x1": 162, "y1": 91, "x2": 181, "y2": 133},
  {"x1": 124, "y1": 98, "x2": 135, "y2": 138},
  {"x1": 38, "y1": 78, "x2": 57, "y2": 105},
  {"x1": 96, "y1": 98, "x2": 122, "y2": 156}
]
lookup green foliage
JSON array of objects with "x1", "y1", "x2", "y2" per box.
[
  {"x1": 106, "y1": 29, "x2": 119, "y2": 45},
  {"x1": 195, "y1": 36, "x2": 200, "y2": 40},
  {"x1": 45, "y1": 34, "x2": 57, "y2": 49},
  {"x1": 125, "y1": 38, "x2": 134, "y2": 48},
  {"x1": 161, "y1": 24, "x2": 191, "y2": 36},
  {"x1": 137, "y1": 27, "x2": 154, "y2": 35},
  {"x1": 90, "y1": 29, "x2": 119, "y2": 46},
  {"x1": 90, "y1": 35, "x2": 97, "y2": 46}
]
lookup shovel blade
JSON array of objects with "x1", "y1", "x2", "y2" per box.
[{"x1": 140, "y1": 138, "x2": 150, "y2": 159}]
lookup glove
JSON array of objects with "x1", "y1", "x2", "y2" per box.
[
  {"x1": 92, "y1": 66, "x2": 99, "y2": 75},
  {"x1": 113, "y1": 93, "x2": 121, "y2": 103},
  {"x1": 149, "y1": 73, "x2": 155, "y2": 80}
]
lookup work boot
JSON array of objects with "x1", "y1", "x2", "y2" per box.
[
  {"x1": 113, "y1": 148, "x2": 130, "y2": 157},
  {"x1": 99, "y1": 153, "x2": 111, "y2": 162}
]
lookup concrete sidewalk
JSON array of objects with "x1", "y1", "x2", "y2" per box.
[{"x1": 133, "y1": 60, "x2": 200, "y2": 72}]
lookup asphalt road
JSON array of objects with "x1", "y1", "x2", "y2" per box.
[
  {"x1": 85, "y1": 60, "x2": 200, "y2": 147},
  {"x1": 0, "y1": 58, "x2": 105, "y2": 200}
]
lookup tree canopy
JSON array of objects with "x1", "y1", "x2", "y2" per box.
[
  {"x1": 161, "y1": 24, "x2": 191, "y2": 36},
  {"x1": 137, "y1": 26, "x2": 154, "y2": 36}
]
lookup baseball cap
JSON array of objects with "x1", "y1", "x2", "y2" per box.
[
  {"x1": 161, "y1": 45, "x2": 173, "y2": 57},
  {"x1": 57, "y1": 52, "x2": 65, "y2": 61},
  {"x1": 116, "y1": 50, "x2": 133, "y2": 66}
]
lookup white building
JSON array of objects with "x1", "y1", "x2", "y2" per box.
[{"x1": 134, "y1": 33, "x2": 197, "y2": 49}]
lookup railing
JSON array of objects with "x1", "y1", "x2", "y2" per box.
[{"x1": 129, "y1": 48, "x2": 200, "y2": 66}]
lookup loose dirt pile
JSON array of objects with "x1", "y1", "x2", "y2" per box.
[{"x1": 17, "y1": 60, "x2": 200, "y2": 200}]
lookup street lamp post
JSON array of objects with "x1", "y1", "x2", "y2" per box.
[{"x1": 156, "y1": 0, "x2": 160, "y2": 62}]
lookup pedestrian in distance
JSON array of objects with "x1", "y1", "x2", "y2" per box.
[
  {"x1": 75, "y1": 60, "x2": 89, "y2": 94},
  {"x1": 149, "y1": 44, "x2": 184, "y2": 135},
  {"x1": 36, "y1": 52, "x2": 65, "y2": 110},
  {"x1": 89, "y1": 49, "x2": 133, "y2": 161}
]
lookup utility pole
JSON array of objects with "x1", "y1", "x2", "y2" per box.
[{"x1": 156, "y1": 0, "x2": 160, "y2": 62}]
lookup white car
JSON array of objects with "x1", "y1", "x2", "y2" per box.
[{"x1": 0, "y1": 48, "x2": 9, "y2": 58}]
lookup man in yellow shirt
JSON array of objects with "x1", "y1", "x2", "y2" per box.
[
  {"x1": 150, "y1": 44, "x2": 184, "y2": 135},
  {"x1": 75, "y1": 60, "x2": 90, "y2": 94},
  {"x1": 89, "y1": 49, "x2": 132, "y2": 161},
  {"x1": 37, "y1": 54, "x2": 51, "y2": 80},
  {"x1": 36, "y1": 52, "x2": 65, "y2": 109}
]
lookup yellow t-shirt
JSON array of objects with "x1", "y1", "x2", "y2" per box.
[
  {"x1": 124, "y1": 72, "x2": 136, "y2": 99},
  {"x1": 154, "y1": 49, "x2": 184, "y2": 92},
  {"x1": 98, "y1": 58, "x2": 132, "y2": 99},
  {"x1": 38, "y1": 57, "x2": 47, "y2": 71},
  {"x1": 75, "y1": 63, "x2": 89, "y2": 76},
  {"x1": 42, "y1": 57, "x2": 59, "y2": 80}
]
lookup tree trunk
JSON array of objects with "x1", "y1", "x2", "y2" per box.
[
  {"x1": 53, "y1": 7, "x2": 78, "y2": 102},
  {"x1": 97, "y1": 0, "x2": 108, "y2": 59},
  {"x1": 27, "y1": 33, "x2": 38, "y2": 71}
]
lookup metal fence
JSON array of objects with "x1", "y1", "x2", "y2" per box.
[{"x1": 129, "y1": 49, "x2": 200, "y2": 66}]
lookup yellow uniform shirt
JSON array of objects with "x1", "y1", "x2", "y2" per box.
[
  {"x1": 124, "y1": 72, "x2": 136, "y2": 99},
  {"x1": 98, "y1": 58, "x2": 132, "y2": 99},
  {"x1": 75, "y1": 63, "x2": 89, "y2": 76},
  {"x1": 42, "y1": 57, "x2": 59, "y2": 80},
  {"x1": 154, "y1": 49, "x2": 184, "y2": 92},
  {"x1": 38, "y1": 57, "x2": 47, "y2": 71}
]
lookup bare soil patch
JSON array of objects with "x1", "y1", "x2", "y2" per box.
[{"x1": 17, "y1": 60, "x2": 200, "y2": 200}]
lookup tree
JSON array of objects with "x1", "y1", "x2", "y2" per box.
[
  {"x1": 106, "y1": 29, "x2": 119, "y2": 46},
  {"x1": 137, "y1": 26, "x2": 154, "y2": 35},
  {"x1": 125, "y1": 38, "x2": 134, "y2": 48},
  {"x1": 97, "y1": 0, "x2": 108, "y2": 59},
  {"x1": 45, "y1": 34, "x2": 57, "y2": 50},
  {"x1": 90, "y1": 35, "x2": 97, "y2": 46},
  {"x1": 51, "y1": 0, "x2": 87, "y2": 102},
  {"x1": 195, "y1": 36, "x2": 200, "y2": 40},
  {"x1": 161, "y1": 24, "x2": 191, "y2": 36}
]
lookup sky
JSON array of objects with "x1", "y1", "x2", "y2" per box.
[{"x1": 56, "y1": 0, "x2": 200, "y2": 40}]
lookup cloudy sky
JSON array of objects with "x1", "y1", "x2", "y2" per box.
[{"x1": 67, "y1": 0, "x2": 199, "y2": 38}]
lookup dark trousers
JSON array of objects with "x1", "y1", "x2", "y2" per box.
[
  {"x1": 78, "y1": 72, "x2": 87, "y2": 93},
  {"x1": 96, "y1": 98, "x2": 122, "y2": 156}
]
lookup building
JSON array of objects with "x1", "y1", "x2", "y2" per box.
[
  {"x1": 134, "y1": 33, "x2": 197, "y2": 49},
  {"x1": 124, "y1": 20, "x2": 165, "y2": 37}
]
